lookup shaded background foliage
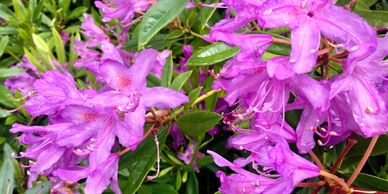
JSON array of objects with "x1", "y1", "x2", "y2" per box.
[{"x1": 0, "y1": 0, "x2": 387, "y2": 193}]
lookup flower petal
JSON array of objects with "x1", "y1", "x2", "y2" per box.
[
  {"x1": 290, "y1": 19, "x2": 320, "y2": 74},
  {"x1": 142, "y1": 87, "x2": 189, "y2": 109}
]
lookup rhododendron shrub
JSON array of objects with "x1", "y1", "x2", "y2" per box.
[{"x1": 0, "y1": 0, "x2": 388, "y2": 193}]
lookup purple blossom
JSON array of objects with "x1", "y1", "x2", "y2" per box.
[
  {"x1": 207, "y1": 132, "x2": 320, "y2": 194},
  {"x1": 258, "y1": 0, "x2": 377, "y2": 73},
  {"x1": 95, "y1": 0, "x2": 151, "y2": 27}
]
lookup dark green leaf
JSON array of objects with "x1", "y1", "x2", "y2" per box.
[
  {"x1": 120, "y1": 126, "x2": 169, "y2": 194},
  {"x1": 186, "y1": 43, "x2": 240, "y2": 66},
  {"x1": 25, "y1": 181, "x2": 51, "y2": 194},
  {"x1": 147, "y1": 74, "x2": 162, "y2": 87},
  {"x1": 0, "y1": 68, "x2": 25, "y2": 79},
  {"x1": 161, "y1": 54, "x2": 173, "y2": 87},
  {"x1": 138, "y1": 184, "x2": 178, "y2": 194},
  {"x1": 177, "y1": 111, "x2": 223, "y2": 137},
  {"x1": 186, "y1": 87, "x2": 203, "y2": 108},
  {"x1": 51, "y1": 28, "x2": 66, "y2": 64},
  {"x1": 0, "y1": 144, "x2": 15, "y2": 194},
  {"x1": 68, "y1": 6, "x2": 87, "y2": 20},
  {"x1": 138, "y1": 0, "x2": 189, "y2": 48},
  {"x1": 343, "y1": 173, "x2": 388, "y2": 191},
  {"x1": 355, "y1": 9, "x2": 388, "y2": 26},
  {"x1": 185, "y1": 172, "x2": 199, "y2": 194},
  {"x1": 0, "y1": 109, "x2": 11, "y2": 118},
  {"x1": 0, "y1": 85, "x2": 14, "y2": 108},
  {"x1": 198, "y1": 0, "x2": 218, "y2": 30},
  {"x1": 171, "y1": 71, "x2": 192, "y2": 91},
  {"x1": 0, "y1": 36, "x2": 8, "y2": 57}
]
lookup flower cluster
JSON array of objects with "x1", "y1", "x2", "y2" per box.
[
  {"x1": 3, "y1": 0, "x2": 388, "y2": 193},
  {"x1": 9, "y1": 13, "x2": 188, "y2": 194},
  {"x1": 205, "y1": 0, "x2": 388, "y2": 192}
]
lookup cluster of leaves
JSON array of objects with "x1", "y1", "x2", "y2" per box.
[{"x1": 0, "y1": 0, "x2": 387, "y2": 193}]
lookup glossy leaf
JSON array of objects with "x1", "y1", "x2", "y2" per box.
[
  {"x1": 171, "y1": 70, "x2": 192, "y2": 91},
  {"x1": 120, "y1": 126, "x2": 169, "y2": 194},
  {"x1": 161, "y1": 54, "x2": 173, "y2": 87},
  {"x1": 0, "y1": 144, "x2": 15, "y2": 194},
  {"x1": 51, "y1": 28, "x2": 66, "y2": 64},
  {"x1": 0, "y1": 67, "x2": 25, "y2": 79},
  {"x1": 185, "y1": 172, "x2": 199, "y2": 194},
  {"x1": 25, "y1": 181, "x2": 51, "y2": 194},
  {"x1": 177, "y1": 111, "x2": 223, "y2": 137},
  {"x1": 68, "y1": 6, "x2": 87, "y2": 20},
  {"x1": 186, "y1": 43, "x2": 240, "y2": 66},
  {"x1": 138, "y1": 0, "x2": 189, "y2": 48},
  {"x1": 32, "y1": 34, "x2": 49, "y2": 53},
  {"x1": 0, "y1": 36, "x2": 9, "y2": 57},
  {"x1": 343, "y1": 173, "x2": 388, "y2": 191},
  {"x1": 138, "y1": 184, "x2": 178, "y2": 194},
  {"x1": 355, "y1": 9, "x2": 388, "y2": 26}
]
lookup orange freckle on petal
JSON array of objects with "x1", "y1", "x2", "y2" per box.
[
  {"x1": 117, "y1": 76, "x2": 132, "y2": 88},
  {"x1": 83, "y1": 113, "x2": 97, "y2": 122}
]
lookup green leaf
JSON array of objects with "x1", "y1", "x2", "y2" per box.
[
  {"x1": 185, "y1": 172, "x2": 199, "y2": 194},
  {"x1": 120, "y1": 126, "x2": 169, "y2": 194},
  {"x1": 68, "y1": 6, "x2": 87, "y2": 20},
  {"x1": 342, "y1": 135, "x2": 388, "y2": 169},
  {"x1": 138, "y1": 184, "x2": 178, "y2": 194},
  {"x1": 25, "y1": 181, "x2": 51, "y2": 194},
  {"x1": 0, "y1": 144, "x2": 15, "y2": 194},
  {"x1": 198, "y1": 0, "x2": 218, "y2": 30},
  {"x1": 147, "y1": 74, "x2": 162, "y2": 87},
  {"x1": 186, "y1": 43, "x2": 240, "y2": 66},
  {"x1": 358, "y1": 0, "x2": 378, "y2": 8},
  {"x1": 177, "y1": 111, "x2": 223, "y2": 137},
  {"x1": 32, "y1": 34, "x2": 50, "y2": 53},
  {"x1": 186, "y1": 87, "x2": 203, "y2": 108},
  {"x1": 0, "y1": 36, "x2": 8, "y2": 57},
  {"x1": 343, "y1": 173, "x2": 388, "y2": 191},
  {"x1": 24, "y1": 48, "x2": 46, "y2": 72},
  {"x1": 171, "y1": 71, "x2": 192, "y2": 91},
  {"x1": 0, "y1": 85, "x2": 14, "y2": 108},
  {"x1": 355, "y1": 9, "x2": 388, "y2": 26},
  {"x1": 161, "y1": 55, "x2": 173, "y2": 87},
  {"x1": 138, "y1": 0, "x2": 189, "y2": 48},
  {"x1": 0, "y1": 68, "x2": 25, "y2": 79},
  {"x1": 0, "y1": 109, "x2": 11, "y2": 118},
  {"x1": 51, "y1": 28, "x2": 66, "y2": 64},
  {"x1": 0, "y1": 3, "x2": 16, "y2": 21}
]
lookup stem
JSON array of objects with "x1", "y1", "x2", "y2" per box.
[
  {"x1": 169, "y1": 89, "x2": 221, "y2": 120},
  {"x1": 309, "y1": 151, "x2": 325, "y2": 170},
  {"x1": 189, "y1": 30, "x2": 205, "y2": 40},
  {"x1": 330, "y1": 138, "x2": 357, "y2": 173},
  {"x1": 320, "y1": 170, "x2": 351, "y2": 193},
  {"x1": 346, "y1": 136, "x2": 379, "y2": 186},
  {"x1": 272, "y1": 37, "x2": 291, "y2": 45},
  {"x1": 296, "y1": 181, "x2": 326, "y2": 187}
]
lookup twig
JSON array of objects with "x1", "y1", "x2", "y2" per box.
[
  {"x1": 331, "y1": 138, "x2": 357, "y2": 173},
  {"x1": 309, "y1": 151, "x2": 325, "y2": 170},
  {"x1": 346, "y1": 136, "x2": 379, "y2": 186}
]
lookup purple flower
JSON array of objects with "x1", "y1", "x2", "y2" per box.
[
  {"x1": 95, "y1": 0, "x2": 151, "y2": 27},
  {"x1": 258, "y1": 0, "x2": 377, "y2": 73},
  {"x1": 24, "y1": 69, "x2": 86, "y2": 117},
  {"x1": 208, "y1": 135, "x2": 320, "y2": 194},
  {"x1": 89, "y1": 49, "x2": 188, "y2": 148}
]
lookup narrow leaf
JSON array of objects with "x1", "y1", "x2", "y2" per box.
[
  {"x1": 161, "y1": 54, "x2": 173, "y2": 87},
  {"x1": 138, "y1": 0, "x2": 189, "y2": 48},
  {"x1": 0, "y1": 144, "x2": 15, "y2": 194},
  {"x1": 51, "y1": 28, "x2": 66, "y2": 64},
  {"x1": 177, "y1": 111, "x2": 223, "y2": 137},
  {"x1": 186, "y1": 43, "x2": 240, "y2": 66},
  {"x1": 171, "y1": 71, "x2": 192, "y2": 91},
  {"x1": 0, "y1": 36, "x2": 9, "y2": 57},
  {"x1": 32, "y1": 34, "x2": 49, "y2": 53},
  {"x1": 0, "y1": 67, "x2": 25, "y2": 79},
  {"x1": 120, "y1": 126, "x2": 169, "y2": 194}
]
